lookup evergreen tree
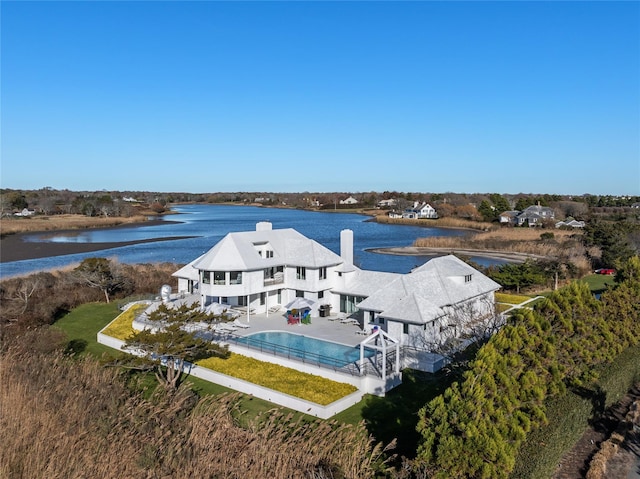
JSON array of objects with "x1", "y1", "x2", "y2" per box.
[{"x1": 124, "y1": 302, "x2": 230, "y2": 391}]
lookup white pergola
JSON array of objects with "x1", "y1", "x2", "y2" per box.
[{"x1": 359, "y1": 329, "x2": 400, "y2": 380}]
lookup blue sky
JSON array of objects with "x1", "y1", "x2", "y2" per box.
[{"x1": 2, "y1": 1, "x2": 639, "y2": 195}]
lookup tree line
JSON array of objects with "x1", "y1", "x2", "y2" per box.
[{"x1": 4, "y1": 187, "x2": 637, "y2": 222}]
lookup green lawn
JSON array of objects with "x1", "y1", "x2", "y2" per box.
[
  {"x1": 581, "y1": 273, "x2": 617, "y2": 295},
  {"x1": 53, "y1": 302, "x2": 125, "y2": 358}
]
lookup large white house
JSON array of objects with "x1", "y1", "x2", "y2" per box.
[{"x1": 173, "y1": 222, "x2": 501, "y2": 373}]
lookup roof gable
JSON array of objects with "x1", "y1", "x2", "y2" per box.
[
  {"x1": 356, "y1": 255, "x2": 500, "y2": 324},
  {"x1": 192, "y1": 227, "x2": 344, "y2": 271}
]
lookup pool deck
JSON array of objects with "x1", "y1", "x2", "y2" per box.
[{"x1": 227, "y1": 310, "x2": 369, "y2": 348}]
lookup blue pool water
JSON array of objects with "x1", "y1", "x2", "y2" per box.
[{"x1": 235, "y1": 331, "x2": 375, "y2": 368}]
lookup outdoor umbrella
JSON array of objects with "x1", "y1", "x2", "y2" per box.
[
  {"x1": 285, "y1": 297, "x2": 316, "y2": 311},
  {"x1": 285, "y1": 297, "x2": 316, "y2": 322}
]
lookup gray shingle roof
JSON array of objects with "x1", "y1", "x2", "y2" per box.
[
  {"x1": 190, "y1": 228, "x2": 344, "y2": 271},
  {"x1": 356, "y1": 255, "x2": 500, "y2": 324}
]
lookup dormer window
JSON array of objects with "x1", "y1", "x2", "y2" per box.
[
  {"x1": 465, "y1": 274, "x2": 472, "y2": 283},
  {"x1": 253, "y1": 241, "x2": 274, "y2": 258}
]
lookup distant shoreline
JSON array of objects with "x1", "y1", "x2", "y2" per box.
[{"x1": 0, "y1": 219, "x2": 191, "y2": 263}]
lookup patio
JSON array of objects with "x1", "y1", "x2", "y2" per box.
[
  {"x1": 228, "y1": 310, "x2": 368, "y2": 347},
  {"x1": 161, "y1": 292, "x2": 371, "y2": 347}
]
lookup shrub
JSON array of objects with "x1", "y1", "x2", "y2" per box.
[
  {"x1": 197, "y1": 355, "x2": 358, "y2": 405},
  {"x1": 495, "y1": 292, "x2": 532, "y2": 304},
  {"x1": 101, "y1": 303, "x2": 148, "y2": 340}
]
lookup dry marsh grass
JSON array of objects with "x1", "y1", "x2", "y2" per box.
[
  {"x1": 413, "y1": 227, "x2": 590, "y2": 268},
  {"x1": 376, "y1": 215, "x2": 493, "y2": 231},
  {"x1": 0, "y1": 342, "x2": 386, "y2": 478},
  {"x1": 0, "y1": 214, "x2": 152, "y2": 235}
]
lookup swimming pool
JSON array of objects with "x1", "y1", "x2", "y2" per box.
[{"x1": 234, "y1": 331, "x2": 375, "y2": 368}]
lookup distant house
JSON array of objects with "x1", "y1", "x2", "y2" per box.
[
  {"x1": 517, "y1": 205, "x2": 555, "y2": 226},
  {"x1": 377, "y1": 199, "x2": 397, "y2": 208},
  {"x1": 339, "y1": 196, "x2": 359, "y2": 205},
  {"x1": 14, "y1": 208, "x2": 35, "y2": 217},
  {"x1": 631, "y1": 202, "x2": 640, "y2": 209},
  {"x1": 403, "y1": 202, "x2": 438, "y2": 219},
  {"x1": 555, "y1": 218, "x2": 585, "y2": 228},
  {"x1": 499, "y1": 211, "x2": 519, "y2": 225},
  {"x1": 388, "y1": 210, "x2": 403, "y2": 219},
  {"x1": 498, "y1": 205, "x2": 555, "y2": 227}
]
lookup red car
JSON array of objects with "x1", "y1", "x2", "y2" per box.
[{"x1": 595, "y1": 268, "x2": 616, "y2": 275}]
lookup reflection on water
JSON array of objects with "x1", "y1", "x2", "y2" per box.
[{"x1": 1, "y1": 204, "x2": 506, "y2": 278}]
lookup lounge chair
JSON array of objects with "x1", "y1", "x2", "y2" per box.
[
  {"x1": 233, "y1": 319, "x2": 250, "y2": 329},
  {"x1": 214, "y1": 323, "x2": 237, "y2": 333},
  {"x1": 340, "y1": 316, "x2": 358, "y2": 325},
  {"x1": 268, "y1": 305, "x2": 282, "y2": 313}
]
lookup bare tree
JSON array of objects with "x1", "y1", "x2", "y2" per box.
[
  {"x1": 1, "y1": 277, "x2": 42, "y2": 323},
  {"x1": 71, "y1": 258, "x2": 129, "y2": 303},
  {"x1": 409, "y1": 295, "x2": 504, "y2": 368}
]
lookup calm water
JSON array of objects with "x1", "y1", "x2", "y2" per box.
[
  {"x1": 235, "y1": 331, "x2": 374, "y2": 368},
  {"x1": 1, "y1": 204, "x2": 501, "y2": 278}
]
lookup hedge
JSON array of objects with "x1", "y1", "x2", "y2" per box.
[{"x1": 510, "y1": 343, "x2": 640, "y2": 479}]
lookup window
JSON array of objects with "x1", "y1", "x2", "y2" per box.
[
  {"x1": 202, "y1": 271, "x2": 211, "y2": 284},
  {"x1": 378, "y1": 317, "x2": 385, "y2": 325},
  {"x1": 465, "y1": 274, "x2": 472, "y2": 283},
  {"x1": 266, "y1": 250, "x2": 274, "y2": 258},
  {"x1": 318, "y1": 290, "x2": 324, "y2": 299},
  {"x1": 296, "y1": 266, "x2": 306, "y2": 280},
  {"x1": 238, "y1": 296, "x2": 247, "y2": 306},
  {"x1": 403, "y1": 323, "x2": 409, "y2": 335},
  {"x1": 277, "y1": 289, "x2": 282, "y2": 303},
  {"x1": 319, "y1": 267, "x2": 327, "y2": 280},
  {"x1": 340, "y1": 295, "x2": 364, "y2": 314},
  {"x1": 221, "y1": 297, "x2": 228, "y2": 303},
  {"x1": 260, "y1": 292, "x2": 266, "y2": 305},
  {"x1": 214, "y1": 271, "x2": 225, "y2": 285},
  {"x1": 296, "y1": 290, "x2": 304, "y2": 298},
  {"x1": 230, "y1": 271, "x2": 242, "y2": 284}
]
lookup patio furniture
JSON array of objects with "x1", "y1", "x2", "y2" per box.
[
  {"x1": 233, "y1": 319, "x2": 250, "y2": 329},
  {"x1": 268, "y1": 305, "x2": 282, "y2": 313},
  {"x1": 340, "y1": 317, "x2": 359, "y2": 325}
]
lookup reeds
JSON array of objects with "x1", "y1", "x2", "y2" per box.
[
  {"x1": 414, "y1": 228, "x2": 587, "y2": 260},
  {"x1": 0, "y1": 214, "x2": 151, "y2": 235},
  {"x1": 0, "y1": 338, "x2": 385, "y2": 478}
]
